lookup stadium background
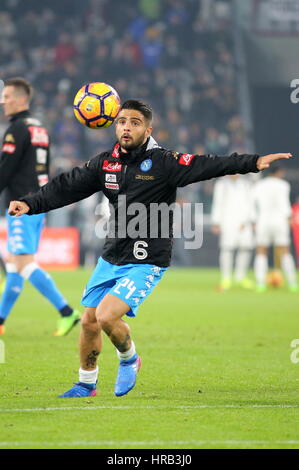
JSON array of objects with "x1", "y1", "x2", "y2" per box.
[{"x1": 0, "y1": 0, "x2": 299, "y2": 268}]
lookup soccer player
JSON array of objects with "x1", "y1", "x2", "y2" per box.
[
  {"x1": 211, "y1": 174, "x2": 254, "y2": 290},
  {"x1": 8, "y1": 100, "x2": 292, "y2": 397},
  {"x1": 252, "y1": 165, "x2": 298, "y2": 292},
  {"x1": 0, "y1": 77, "x2": 80, "y2": 336}
]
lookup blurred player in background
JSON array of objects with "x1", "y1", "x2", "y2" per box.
[
  {"x1": 0, "y1": 77, "x2": 80, "y2": 335},
  {"x1": 8, "y1": 99, "x2": 292, "y2": 399},
  {"x1": 252, "y1": 165, "x2": 298, "y2": 292},
  {"x1": 211, "y1": 174, "x2": 254, "y2": 291}
]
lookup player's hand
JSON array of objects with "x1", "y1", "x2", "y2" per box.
[
  {"x1": 8, "y1": 201, "x2": 30, "y2": 217},
  {"x1": 256, "y1": 153, "x2": 292, "y2": 170}
]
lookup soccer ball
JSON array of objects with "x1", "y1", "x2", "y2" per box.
[
  {"x1": 267, "y1": 270, "x2": 284, "y2": 288},
  {"x1": 73, "y1": 82, "x2": 121, "y2": 128}
]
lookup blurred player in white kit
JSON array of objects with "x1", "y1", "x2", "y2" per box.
[
  {"x1": 211, "y1": 174, "x2": 254, "y2": 290},
  {"x1": 252, "y1": 165, "x2": 298, "y2": 292}
]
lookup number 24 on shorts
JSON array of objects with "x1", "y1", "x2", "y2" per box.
[{"x1": 114, "y1": 278, "x2": 136, "y2": 299}]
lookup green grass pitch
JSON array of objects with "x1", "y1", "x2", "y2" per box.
[{"x1": 0, "y1": 268, "x2": 299, "y2": 449}]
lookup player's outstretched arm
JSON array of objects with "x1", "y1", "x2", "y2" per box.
[
  {"x1": 14, "y1": 156, "x2": 102, "y2": 215},
  {"x1": 164, "y1": 149, "x2": 294, "y2": 187},
  {"x1": 256, "y1": 153, "x2": 292, "y2": 170},
  {"x1": 8, "y1": 201, "x2": 30, "y2": 217}
]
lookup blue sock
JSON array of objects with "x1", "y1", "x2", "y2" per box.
[
  {"x1": 0, "y1": 272, "x2": 24, "y2": 323},
  {"x1": 27, "y1": 266, "x2": 69, "y2": 312}
]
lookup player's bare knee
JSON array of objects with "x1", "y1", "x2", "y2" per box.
[
  {"x1": 81, "y1": 309, "x2": 99, "y2": 333},
  {"x1": 96, "y1": 314, "x2": 113, "y2": 333},
  {"x1": 96, "y1": 309, "x2": 115, "y2": 334}
]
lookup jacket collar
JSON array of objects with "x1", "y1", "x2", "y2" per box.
[
  {"x1": 112, "y1": 136, "x2": 160, "y2": 163},
  {"x1": 10, "y1": 110, "x2": 30, "y2": 122}
]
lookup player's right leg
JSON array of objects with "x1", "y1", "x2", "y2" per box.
[
  {"x1": 0, "y1": 254, "x2": 24, "y2": 335},
  {"x1": 59, "y1": 259, "x2": 114, "y2": 398},
  {"x1": 59, "y1": 307, "x2": 101, "y2": 397},
  {"x1": 96, "y1": 293, "x2": 142, "y2": 397}
]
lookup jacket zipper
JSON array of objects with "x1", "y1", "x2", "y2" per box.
[{"x1": 114, "y1": 164, "x2": 127, "y2": 264}]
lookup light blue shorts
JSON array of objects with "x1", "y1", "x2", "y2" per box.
[
  {"x1": 6, "y1": 211, "x2": 45, "y2": 255},
  {"x1": 81, "y1": 257, "x2": 168, "y2": 317}
]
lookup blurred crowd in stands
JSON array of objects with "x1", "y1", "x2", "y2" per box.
[{"x1": 0, "y1": 0, "x2": 247, "y2": 264}]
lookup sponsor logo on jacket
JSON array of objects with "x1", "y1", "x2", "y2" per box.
[
  {"x1": 102, "y1": 160, "x2": 122, "y2": 172},
  {"x1": 105, "y1": 182, "x2": 119, "y2": 190},
  {"x1": 28, "y1": 126, "x2": 49, "y2": 147},
  {"x1": 105, "y1": 173, "x2": 117, "y2": 182},
  {"x1": 2, "y1": 143, "x2": 16, "y2": 154},
  {"x1": 178, "y1": 153, "x2": 195, "y2": 166},
  {"x1": 135, "y1": 174, "x2": 155, "y2": 181},
  {"x1": 4, "y1": 133, "x2": 15, "y2": 143}
]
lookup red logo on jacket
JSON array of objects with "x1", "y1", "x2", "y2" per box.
[
  {"x1": 28, "y1": 126, "x2": 49, "y2": 147},
  {"x1": 112, "y1": 143, "x2": 120, "y2": 158},
  {"x1": 102, "y1": 160, "x2": 122, "y2": 172},
  {"x1": 178, "y1": 153, "x2": 195, "y2": 166},
  {"x1": 2, "y1": 143, "x2": 16, "y2": 154}
]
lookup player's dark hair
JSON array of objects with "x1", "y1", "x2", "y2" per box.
[
  {"x1": 5, "y1": 77, "x2": 33, "y2": 100},
  {"x1": 121, "y1": 100, "x2": 153, "y2": 123}
]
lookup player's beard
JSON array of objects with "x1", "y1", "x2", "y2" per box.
[{"x1": 120, "y1": 133, "x2": 147, "y2": 152}]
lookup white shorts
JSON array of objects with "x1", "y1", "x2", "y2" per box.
[
  {"x1": 220, "y1": 224, "x2": 254, "y2": 250},
  {"x1": 255, "y1": 221, "x2": 290, "y2": 247}
]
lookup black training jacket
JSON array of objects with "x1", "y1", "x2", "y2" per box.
[
  {"x1": 0, "y1": 110, "x2": 50, "y2": 207},
  {"x1": 20, "y1": 137, "x2": 260, "y2": 267}
]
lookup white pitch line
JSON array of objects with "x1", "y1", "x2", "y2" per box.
[
  {"x1": 0, "y1": 404, "x2": 299, "y2": 413},
  {"x1": 0, "y1": 440, "x2": 299, "y2": 447}
]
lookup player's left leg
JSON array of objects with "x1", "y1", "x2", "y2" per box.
[
  {"x1": 96, "y1": 294, "x2": 141, "y2": 397},
  {"x1": 19, "y1": 259, "x2": 80, "y2": 336}
]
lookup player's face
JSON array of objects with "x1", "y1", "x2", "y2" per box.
[
  {"x1": 1, "y1": 86, "x2": 28, "y2": 117},
  {"x1": 115, "y1": 109, "x2": 152, "y2": 152}
]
